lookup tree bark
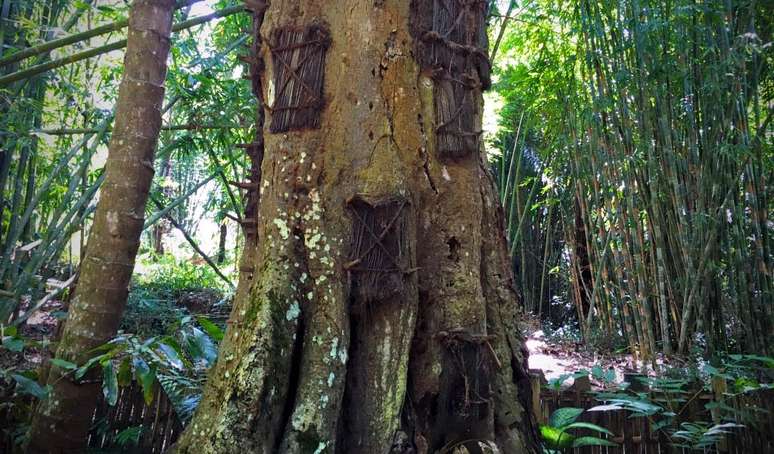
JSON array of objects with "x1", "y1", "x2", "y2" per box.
[
  {"x1": 26, "y1": 1, "x2": 175, "y2": 452},
  {"x1": 176, "y1": 1, "x2": 539, "y2": 453},
  {"x1": 218, "y1": 223, "x2": 228, "y2": 264}
]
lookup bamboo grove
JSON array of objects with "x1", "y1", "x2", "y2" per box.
[
  {"x1": 491, "y1": 0, "x2": 772, "y2": 360},
  {"x1": 0, "y1": 1, "x2": 253, "y2": 327}
]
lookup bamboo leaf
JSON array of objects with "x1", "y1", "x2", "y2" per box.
[
  {"x1": 549, "y1": 407, "x2": 584, "y2": 428},
  {"x1": 102, "y1": 362, "x2": 118, "y2": 406}
]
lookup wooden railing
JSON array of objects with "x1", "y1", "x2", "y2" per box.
[
  {"x1": 87, "y1": 380, "x2": 183, "y2": 453},
  {"x1": 529, "y1": 369, "x2": 774, "y2": 454},
  {"x1": 4, "y1": 368, "x2": 767, "y2": 453}
]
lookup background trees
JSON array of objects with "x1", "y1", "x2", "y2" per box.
[
  {"x1": 489, "y1": 0, "x2": 772, "y2": 359},
  {"x1": 0, "y1": 1, "x2": 253, "y2": 329}
]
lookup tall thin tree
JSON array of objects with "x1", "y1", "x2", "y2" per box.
[{"x1": 27, "y1": 1, "x2": 176, "y2": 451}]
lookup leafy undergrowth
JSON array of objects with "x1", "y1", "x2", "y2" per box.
[
  {"x1": 1, "y1": 256, "x2": 231, "y2": 448},
  {"x1": 122, "y1": 255, "x2": 230, "y2": 335},
  {"x1": 105, "y1": 256, "x2": 231, "y2": 422},
  {"x1": 525, "y1": 315, "x2": 774, "y2": 452}
]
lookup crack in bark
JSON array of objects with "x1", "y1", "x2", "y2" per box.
[
  {"x1": 275, "y1": 301, "x2": 306, "y2": 452},
  {"x1": 417, "y1": 112, "x2": 439, "y2": 194}
]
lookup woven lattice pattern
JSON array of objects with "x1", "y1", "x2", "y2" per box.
[
  {"x1": 268, "y1": 24, "x2": 330, "y2": 133},
  {"x1": 346, "y1": 197, "x2": 410, "y2": 305},
  {"x1": 412, "y1": 0, "x2": 491, "y2": 158}
]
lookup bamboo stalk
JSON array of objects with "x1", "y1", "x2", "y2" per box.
[
  {"x1": 0, "y1": 4, "x2": 245, "y2": 87},
  {"x1": 0, "y1": 0, "x2": 205, "y2": 68},
  {"x1": 31, "y1": 123, "x2": 244, "y2": 135}
]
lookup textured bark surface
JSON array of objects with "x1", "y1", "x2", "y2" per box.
[
  {"x1": 26, "y1": 1, "x2": 175, "y2": 452},
  {"x1": 176, "y1": 1, "x2": 538, "y2": 452}
]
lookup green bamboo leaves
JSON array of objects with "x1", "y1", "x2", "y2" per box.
[{"x1": 492, "y1": 0, "x2": 772, "y2": 358}]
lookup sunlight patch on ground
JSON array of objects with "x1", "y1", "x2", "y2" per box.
[
  {"x1": 526, "y1": 330, "x2": 581, "y2": 382},
  {"x1": 525, "y1": 329, "x2": 660, "y2": 388}
]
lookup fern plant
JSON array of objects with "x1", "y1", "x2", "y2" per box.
[{"x1": 73, "y1": 314, "x2": 223, "y2": 423}]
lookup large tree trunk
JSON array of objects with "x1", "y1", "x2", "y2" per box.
[
  {"x1": 176, "y1": 1, "x2": 539, "y2": 452},
  {"x1": 26, "y1": 1, "x2": 175, "y2": 452}
]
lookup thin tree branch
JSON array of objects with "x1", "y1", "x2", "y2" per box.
[
  {"x1": 0, "y1": 0, "x2": 204, "y2": 67},
  {"x1": 0, "y1": 4, "x2": 244, "y2": 87},
  {"x1": 31, "y1": 123, "x2": 244, "y2": 135},
  {"x1": 150, "y1": 196, "x2": 234, "y2": 290}
]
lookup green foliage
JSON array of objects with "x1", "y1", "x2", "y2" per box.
[
  {"x1": 102, "y1": 362, "x2": 118, "y2": 406},
  {"x1": 196, "y1": 315, "x2": 224, "y2": 342},
  {"x1": 77, "y1": 314, "x2": 222, "y2": 422},
  {"x1": 9, "y1": 373, "x2": 47, "y2": 400},
  {"x1": 0, "y1": 1, "x2": 251, "y2": 328},
  {"x1": 548, "y1": 407, "x2": 584, "y2": 428},
  {"x1": 702, "y1": 354, "x2": 774, "y2": 393},
  {"x1": 1, "y1": 325, "x2": 50, "y2": 404},
  {"x1": 671, "y1": 422, "x2": 745, "y2": 449},
  {"x1": 491, "y1": 0, "x2": 773, "y2": 359},
  {"x1": 546, "y1": 370, "x2": 589, "y2": 392},
  {"x1": 137, "y1": 255, "x2": 228, "y2": 296},
  {"x1": 540, "y1": 407, "x2": 616, "y2": 452},
  {"x1": 585, "y1": 356, "x2": 773, "y2": 450},
  {"x1": 122, "y1": 256, "x2": 227, "y2": 336},
  {"x1": 114, "y1": 426, "x2": 144, "y2": 447}
]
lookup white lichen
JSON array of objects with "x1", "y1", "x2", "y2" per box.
[
  {"x1": 285, "y1": 301, "x2": 300, "y2": 321},
  {"x1": 272, "y1": 218, "x2": 290, "y2": 240}
]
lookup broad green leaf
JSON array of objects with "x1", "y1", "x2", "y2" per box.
[
  {"x1": 117, "y1": 357, "x2": 132, "y2": 387},
  {"x1": 75, "y1": 355, "x2": 104, "y2": 380},
  {"x1": 158, "y1": 342, "x2": 184, "y2": 370},
  {"x1": 653, "y1": 419, "x2": 673, "y2": 431},
  {"x1": 132, "y1": 356, "x2": 156, "y2": 405},
  {"x1": 705, "y1": 422, "x2": 744, "y2": 435},
  {"x1": 138, "y1": 364, "x2": 156, "y2": 405},
  {"x1": 160, "y1": 337, "x2": 192, "y2": 368},
  {"x1": 540, "y1": 425, "x2": 574, "y2": 449},
  {"x1": 50, "y1": 311, "x2": 68, "y2": 320},
  {"x1": 563, "y1": 421, "x2": 614, "y2": 435},
  {"x1": 740, "y1": 355, "x2": 774, "y2": 368},
  {"x1": 102, "y1": 362, "x2": 118, "y2": 406},
  {"x1": 197, "y1": 316, "x2": 224, "y2": 342},
  {"x1": 12, "y1": 374, "x2": 47, "y2": 399},
  {"x1": 549, "y1": 407, "x2": 584, "y2": 428},
  {"x1": 588, "y1": 403, "x2": 623, "y2": 412},
  {"x1": 50, "y1": 358, "x2": 77, "y2": 370},
  {"x1": 188, "y1": 327, "x2": 218, "y2": 365},
  {"x1": 2, "y1": 336, "x2": 24, "y2": 352},
  {"x1": 115, "y1": 426, "x2": 143, "y2": 446}
]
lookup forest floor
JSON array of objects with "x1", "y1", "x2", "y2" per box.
[
  {"x1": 0, "y1": 298, "x2": 62, "y2": 375},
  {"x1": 526, "y1": 328, "x2": 628, "y2": 384},
  {"x1": 521, "y1": 316, "x2": 672, "y2": 389},
  {"x1": 8, "y1": 289, "x2": 660, "y2": 393}
]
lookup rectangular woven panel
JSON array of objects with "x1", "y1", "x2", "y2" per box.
[
  {"x1": 269, "y1": 24, "x2": 330, "y2": 133},
  {"x1": 411, "y1": 0, "x2": 490, "y2": 158},
  {"x1": 346, "y1": 197, "x2": 410, "y2": 306}
]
